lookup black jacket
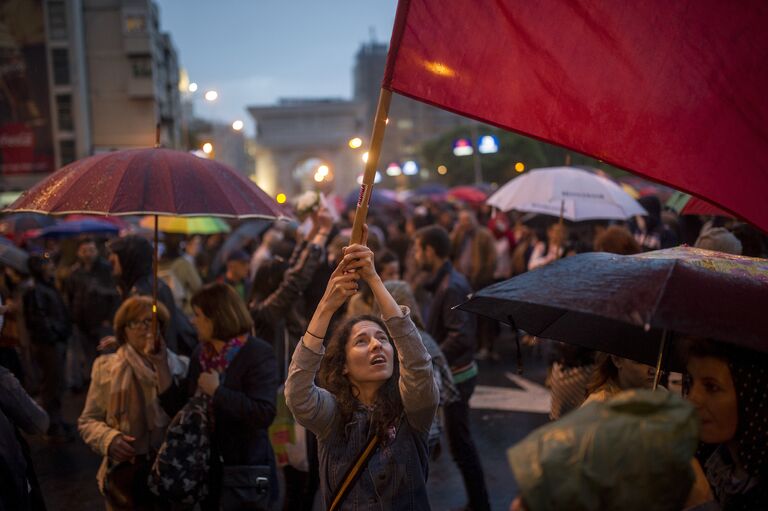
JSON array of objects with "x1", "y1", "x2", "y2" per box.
[
  {"x1": 158, "y1": 336, "x2": 279, "y2": 506},
  {"x1": 110, "y1": 235, "x2": 197, "y2": 356},
  {"x1": 22, "y1": 280, "x2": 71, "y2": 345},
  {"x1": 250, "y1": 241, "x2": 323, "y2": 379},
  {"x1": 424, "y1": 261, "x2": 477, "y2": 369},
  {"x1": 63, "y1": 258, "x2": 118, "y2": 336}
]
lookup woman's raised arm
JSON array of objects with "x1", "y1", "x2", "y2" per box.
[{"x1": 285, "y1": 259, "x2": 360, "y2": 439}]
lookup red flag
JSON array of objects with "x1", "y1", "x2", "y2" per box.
[
  {"x1": 681, "y1": 197, "x2": 734, "y2": 219},
  {"x1": 384, "y1": 0, "x2": 768, "y2": 232}
]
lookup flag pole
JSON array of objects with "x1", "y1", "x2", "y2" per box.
[
  {"x1": 152, "y1": 124, "x2": 160, "y2": 351},
  {"x1": 350, "y1": 87, "x2": 392, "y2": 245}
]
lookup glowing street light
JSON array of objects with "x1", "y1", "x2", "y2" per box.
[
  {"x1": 515, "y1": 162, "x2": 525, "y2": 173},
  {"x1": 204, "y1": 90, "x2": 218, "y2": 101},
  {"x1": 348, "y1": 137, "x2": 363, "y2": 149},
  {"x1": 453, "y1": 138, "x2": 474, "y2": 157},
  {"x1": 317, "y1": 164, "x2": 329, "y2": 177},
  {"x1": 232, "y1": 120, "x2": 244, "y2": 131},
  {"x1": 188, "y1": 82, "x2": 198, "y2": 92},
  {"x1": 403, "y1": 160, "x2": 419, "y2": 176},
  {"x1": 386, "y1": 163, "x2": 402, "y2": 177},
  {"x1": 437, "y1": 165, "x2": 448, "y2": 175},
  {"x1": 202, "y1": 142, "x2": 213, "y2": 154},
  {"x1": 276, "y1": 193, "x2": 287, "y2": 204}
]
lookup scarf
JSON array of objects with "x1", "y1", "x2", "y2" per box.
[
  {"x1": 199, "y1": 336, "x2": 246, "y2": 374},
  {"x1": 106, "y1": 344, "x2": 169, "y2": 453},
  {"x1": 729, "y1": 351, "x2": 768, "y2": 479},
  {"x1": 700, "y1": 348, "x2": 768, "y2": 510}
]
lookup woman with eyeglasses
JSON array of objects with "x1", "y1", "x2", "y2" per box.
[{"x1": 78, "y1": 296, "x2": 188, "y2": 510}]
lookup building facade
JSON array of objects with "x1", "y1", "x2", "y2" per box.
[
  {"x1": 247, "y1": 39, "x2": 466, "y2": 199},
  {"x1": 353, "y1": 41, "x2": 466, "y2": 183},
  {"x1": 248, "y1": 99, "x2": 365, "y2": 197},
  {"x1": 0, "y1": 0, "x2": 181, "y2": 193}
]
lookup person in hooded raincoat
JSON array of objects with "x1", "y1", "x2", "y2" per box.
[{"x1": 107, "y1": 236, "x2": 196, "y2": 356}]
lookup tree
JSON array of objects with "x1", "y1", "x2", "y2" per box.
[{"x1": 419, "y1": 125, "x2": 626, "y2": 186}]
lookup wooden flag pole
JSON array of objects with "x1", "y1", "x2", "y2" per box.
[
  {"x1": 350, "y1": 88, "x2": 393, "y2": 245},
  {"x1": 152, "y1": 124, "x2": 161, "y2": 351}
]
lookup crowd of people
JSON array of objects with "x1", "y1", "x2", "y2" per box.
[{"x1": 0, "y1": 190, "x2": 766, "y2": 510}]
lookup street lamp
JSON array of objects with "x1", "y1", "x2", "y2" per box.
[
  {"x1": 188, "y1": 82, "x2": 198, "y2": 92},
  {"x1": 515, "y1": 162, "x2": 525, "y2": 173},
  {"x1": 202, "y1": 142, "x2": 213, "y2": 155},
  {"x1": 232, "y1": 120, "x2": 244, "y2": 131},
  {"x1": 313, "y1": 164, "x2": 333, "y2": 183},
  {"x1": 204, "y1": 90, "x2": 218, "y2": 102},
  {"x1": 453, "y1": 129, "x2": 500, "y2": 184},
  {"x1": 276, "y1": 193, "x2": 287, "y2": 204},
  {"x1": 348, "y1": 137, "x2": 363, "y2": 149}
]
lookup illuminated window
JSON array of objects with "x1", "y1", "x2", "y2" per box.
[{"x1": 124, "y1": 14, "x2": 147, "y2": 34}]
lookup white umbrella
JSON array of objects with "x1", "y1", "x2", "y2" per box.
[{"x1": 487, "y1": 166, "x2": 647, "y2": 221}]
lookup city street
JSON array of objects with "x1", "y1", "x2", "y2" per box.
[{"x1": 28, "y1": 330, "x2": 551, "y2": 511}]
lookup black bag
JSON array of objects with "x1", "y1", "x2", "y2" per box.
[
  {"x1": 220, "y1": 464, "x2": 271, "y2": 511},
  {"x1": 104, "y1": 456, "x2": 153, "y2": 510},
  {"x1": 148, "y1": 394, "x2": 211, "y2": 504}
]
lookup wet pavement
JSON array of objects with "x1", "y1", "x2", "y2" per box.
[{"x1": 28, "y1": 330, "x2": 551, "y2": 511}]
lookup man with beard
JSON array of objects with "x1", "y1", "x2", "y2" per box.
[
  {"x1": 63, "y1": 238, "x2": 119, "y2": 383},
  {"x1": 413, "y1": 225, "x2": 491, "y2": 511}
]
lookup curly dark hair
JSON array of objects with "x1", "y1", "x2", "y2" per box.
[{"x1": 319, "y1": 315, "x2": 404, "y2": 440}]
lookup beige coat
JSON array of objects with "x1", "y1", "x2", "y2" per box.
[{"x1": 77, "y1": 350, "x2": 187, "y2": 493}]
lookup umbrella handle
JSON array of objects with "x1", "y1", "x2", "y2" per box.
[
  {"x1": 508, "y1": 315, "x2": 524, "y2": 375},
  {"x1": 152, "y1": 214, "x2": 160, "y2": 353},
  {"x1": 652, "y1": 329, "x2": 668, "y2": 391}
]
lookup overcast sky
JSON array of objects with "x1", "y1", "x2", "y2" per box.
[{"x1": 155, "y1": 1, "x2": 397, "y2": 132}]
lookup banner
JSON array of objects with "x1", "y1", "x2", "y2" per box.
[
  {"x1": 0, "y1": 0, "x2": 55, "y2": 175},
  {"x1": 383, "y1": 0, "x2": 768, "y2": 232}
]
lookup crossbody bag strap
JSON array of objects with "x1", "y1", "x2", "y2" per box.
[{"x1": 327, "y1": 434, "x2": 380, "y2": 511}]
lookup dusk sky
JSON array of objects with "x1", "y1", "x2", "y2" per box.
[{"x1": 155, "y1": 1, "x2": 398, "y2": 133}]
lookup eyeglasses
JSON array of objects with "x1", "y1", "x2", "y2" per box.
[{"x1": 127, "y1": 318, "x2": 152, "y2": 329}]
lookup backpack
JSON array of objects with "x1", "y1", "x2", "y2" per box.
[{"x1": 148, "y1": 393, "x2": 211, "y2": 504}]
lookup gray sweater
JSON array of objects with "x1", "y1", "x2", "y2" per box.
[{"x1": 285, "y1": 306, "x2": 438, "y2": 510}]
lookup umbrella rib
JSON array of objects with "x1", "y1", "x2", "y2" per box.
[
  {"x1": 105, "y1": 153, "x2": 136, "y2": 215},
  {"x1": 197, "y1": 159, "x2": 240, "y2": 217},
  {"x1": 645, "y1": 262, "x2": 677, "y2": 329},
  {"x1": 535, "y1": 307, "x2": 572, "y2": 339}
]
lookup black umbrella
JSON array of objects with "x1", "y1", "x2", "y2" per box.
[
  {"x1": 0, "y1": 243, "x2": 29, "y2": 273},
  {"x1": 211, "y1": 218, "x2": 275, "y2": 276},
  {"x1": 458, "y1": 246, "x2": 768, "y2": 371}
]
